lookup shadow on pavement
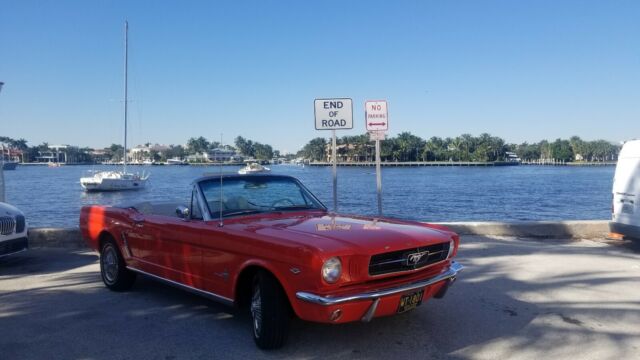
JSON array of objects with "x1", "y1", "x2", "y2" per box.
[
  {"x1": 0, "y1": 237, "x2": 638, "y2": 359},
  {"x1": 0, "y1": 249, "x2": 97, "y2": 278}
]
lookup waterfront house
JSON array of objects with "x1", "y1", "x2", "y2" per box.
[
  {"x1": 207, "y1": 148, "x2": 241, "y2": 162},
  {"x1": 186, "y1": 152, "x2": 210, "y2": 163},
  {"x1": 129, "y1": 144, "x2": 170, "y2": 163},
  {"x1": 35, "y1": 144, "x2": 78, "y2": 164},
  {"x1": 0, "y1": 143, "x2": 23, "y2": 163}
]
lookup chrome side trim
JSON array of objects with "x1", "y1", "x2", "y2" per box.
[
  {"x1": 296, "y1": 261, "x2": 463, "y2": 306},
  {"x1": 126, "y1": 266, "x2": 234, "y2": 306}
]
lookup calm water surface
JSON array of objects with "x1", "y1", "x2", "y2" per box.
[{"x1": 3, "y1": 164, "x2": 614, "y2": 227}]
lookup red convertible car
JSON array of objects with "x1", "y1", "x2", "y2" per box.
[{"x1": 80, "y1": 174, "x2": 462, "y2": 349}]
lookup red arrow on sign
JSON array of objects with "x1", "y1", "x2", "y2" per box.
[{"x1": 368, "y1": 122, "x2": 386, "y2": 126}]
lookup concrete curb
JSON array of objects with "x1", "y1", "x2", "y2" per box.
[
  {"x1": 28, "y1": 220, "x2": 611, "y2": 249},
  {"x1": 435, "y1": 220, "x2": 610, "y2": 239},
  {"x1": 28, "y1": 228, "x2": 83, "y2": 248}
]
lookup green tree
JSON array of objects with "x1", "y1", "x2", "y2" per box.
[
  {"x1": 550, "y1": 139, "x2": 573, "y2": 162},
  {"x1": 109, "y1": 144, "x2": 124, "y2": 161},
  {"x1": 300, "y1": 137, "x2": 327, "y2": 161},
  {"x1": 253, "y1": 143, "x2": 273, "y2": 160},
  {"x1": 234, "y1": 136, "x2": 254, "y2": 157},
  {"x1": 162, "y1": 145, "x2": 186, "y2": 161},
  {"x1": 187, "y1": 136, "x2": 210, "y2": 155}
]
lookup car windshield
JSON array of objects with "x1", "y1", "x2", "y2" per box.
[{"x1": 199, "y1": 176, "x2": 326, "y2": 218}]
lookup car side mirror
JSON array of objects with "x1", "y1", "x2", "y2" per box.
[{"x1": 176, "y1": 205, "x2": 190, "y2": 219}]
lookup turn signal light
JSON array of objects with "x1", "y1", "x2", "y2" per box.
[{"x1": 329, "y1": 309, "x2": 342, "y2": 322}]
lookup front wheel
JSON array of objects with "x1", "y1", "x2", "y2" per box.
[
  {"x1": 100, "y1": 238, "x2": 136, "y2": 291},
  {"x1": 251, "y1": 271, "x2": 291, "y2": 349}
]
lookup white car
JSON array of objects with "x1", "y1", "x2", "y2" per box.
[{"x1": 0, "y1": 202, "x2": 28, "y2": 257}]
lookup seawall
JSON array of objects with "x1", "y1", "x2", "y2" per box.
[{"x1": 27, "y1": 220, "x2": 611, "y2": 249}]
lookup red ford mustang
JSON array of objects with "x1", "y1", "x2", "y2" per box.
[{"x1": 79, "y1": 174, "x2": 463, "y2": 349}]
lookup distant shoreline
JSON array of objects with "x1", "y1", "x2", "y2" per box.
[
  {"x1": 307, "y1": 161, "x2": 616, "y2": 167},
  {"x1": 11, "y1": 161, "x2": 615, "y2": 167}
]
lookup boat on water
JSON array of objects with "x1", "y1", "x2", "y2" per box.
[
  {"x1": 80, "y1": 21, "x2": 149, "y2": 192},
  {"x1": 505, "y1": 151, "x2": 522, "y2": 163},
  {"x1": 1, "y1": 144, "x2": 19, "y2": 170},
  {"x1": 166, "y1": 158, "x2": 188, "y2": 165},
  {"x1": 238, "y1": 162, "x2": 271, "y2": 174},
  {"x1": 47, "y1": 162, "x2": 62, "y2": 168},
  {"x1": 2, "y1": 161, "x2": 18, "y2": 170},
  {"x1": 81, "y1": 170, "x2": 148, "y2": 191}
]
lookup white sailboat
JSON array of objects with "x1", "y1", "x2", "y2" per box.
[{"x1": 81, "y1": 21, "x2": 149, "y2": 192}]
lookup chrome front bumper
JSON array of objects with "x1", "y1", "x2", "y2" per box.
[{"x1": 296, "y1": 261, "x2": 463, "y2": 307}]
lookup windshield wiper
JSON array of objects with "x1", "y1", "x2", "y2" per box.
[
  {"x1": 273, "y1": 205, "x2": 320, "y2": 211},
  {"x1": 222, "y1": 209, "x2": 265, "y2": 217}
]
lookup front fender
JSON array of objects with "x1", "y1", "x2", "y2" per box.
[{"x1": 233, "y1": 258, "x2": 316, "y2": 318}]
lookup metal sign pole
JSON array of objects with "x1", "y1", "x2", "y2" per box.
[
  {"x1": 332, "y1": 129, "x2": 338, "y2": 212},
  {"x1": 375, "y1": 138, "x2": 382, "y2": 216}
]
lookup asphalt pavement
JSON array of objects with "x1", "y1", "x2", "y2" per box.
[{"x1": 1, "y1": 236, "x2": 639, "y2": 360}]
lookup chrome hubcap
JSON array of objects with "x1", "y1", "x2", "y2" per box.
[
  {"x1": 251, "y1": 285, "x2": 262, "y2": 338},
  {"x1": 102, "y1": 245, "x2": 118, "y2": 284}
]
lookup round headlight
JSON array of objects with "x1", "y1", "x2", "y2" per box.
[{"x1": 321, "y1": 257, "x2": 342, "y2": 283}]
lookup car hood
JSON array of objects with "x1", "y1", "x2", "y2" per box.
[
  {"x1": 0, "y1": 202, "x2": 24, "y2": 216},
  {"x1": 228, "y1": 212, "x2": 454, "y2": 256}
]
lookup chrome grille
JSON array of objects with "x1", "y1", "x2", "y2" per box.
[
  {"x1": 0, "y1": 216, "x2": 16, "y2": 235},
  {"x1": 369, "y1": 242, "x2": 450, "y2": 276}
]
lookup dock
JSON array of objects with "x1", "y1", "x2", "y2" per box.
[
  {"x1": 307, "y1": 161, "x2": 616, "y2": 167},
  {"x1": 308, "y1": 161, "x2": 518, "y2": 167}
]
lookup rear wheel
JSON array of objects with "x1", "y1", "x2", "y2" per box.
[
  {"x1": 100, "y1": 238, "x2": 136, "y2": 291},
  {"x1": 251, "y1": 271, "x2": 290, "y2": 349}
]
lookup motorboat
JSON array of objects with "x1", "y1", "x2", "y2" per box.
[
  {"x1": 80, "y1": 22, "x2": 149, "y2": 192},
  {"x1": 81, "y1": 170, "x2": 149, "y2": 191},
  {"x1": 166, "y1": 158, "x2": 188, "y2": 165},
  {"x1": 238, "y1": 162, "x2": 271, "y2": 174},
  {"x1": 0, "y1": 144, "x2": 18, "y2": 170},
  {"x1": 2, "y1": 161, "x2": 18, "y2": 170}
]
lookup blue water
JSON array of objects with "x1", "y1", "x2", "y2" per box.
[{"x1": 3, "y1": 164, "x2": 614, "y2": 227}]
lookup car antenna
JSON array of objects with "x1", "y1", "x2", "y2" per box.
[{"x1": 219, "y1": 133, "x2": 224, "y2": 227}]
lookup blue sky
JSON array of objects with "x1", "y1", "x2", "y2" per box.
[{"x1": 1, "y1": 0, "x2": 638, "y2": 153}]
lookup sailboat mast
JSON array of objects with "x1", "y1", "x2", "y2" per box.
[{"x1": 123, "y1": 21, "x2": 128, "y2": 173}]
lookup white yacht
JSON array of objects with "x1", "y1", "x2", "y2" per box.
[
  {"x1": 238, "y1": 162, "x2": 271, "y2": 174},
  {"x1": 81, "y1": 170, "x2": 148, "y2": 191},
  {"x1": 166, "y1": 158, "x2": 188, "y2": 165},
  {"x1": 80, "y1": 22, "x2": 149, "y2": 192}
]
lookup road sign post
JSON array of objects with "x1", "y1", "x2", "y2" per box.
[
  {"x1": 375, "y1": 136, "x2": 382, "y2": 215},
  {"x1": 332, "y1": 130, "x2": 337, "y2": 211},
  {"x1": 365, "y1": 100, "x2": 389, "y2": 216},
  {"x1": 314, "y1": 98, "x2": 353, "y2": 212}
]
